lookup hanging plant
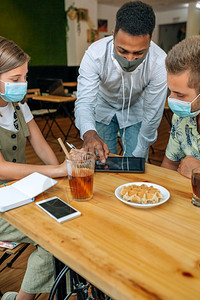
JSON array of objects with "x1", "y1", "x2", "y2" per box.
[{"x1": 66, "y1": 3, "x2": 81, "y2": 35}]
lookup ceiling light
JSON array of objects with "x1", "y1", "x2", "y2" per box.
[{"x1": 196, "y1": 2, "x2": 200, "y2": 9}]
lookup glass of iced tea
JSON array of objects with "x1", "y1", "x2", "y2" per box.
[
  {"x1": 191, "y1": 168, "x2": 200, "y2": 207},
  {"x1": 66, "y1": 150, "x2": 95, "y2": 201}
]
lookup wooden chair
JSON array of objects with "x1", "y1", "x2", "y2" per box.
[
  {"x1": 0, "y1": 243, "x2": 29, "y2": 297},
  {"x1": 0, "y1": 243, "x2": 29, "y2": 272},
  {"x1": 163, "y1": 99, "x2": 172, "y2": 127},
  {"x1": 26, "y1": 89, "x2": 57, "y2": 138}
]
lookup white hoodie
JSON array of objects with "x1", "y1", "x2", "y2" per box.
[{"x1": 75, "y1": 36, "x2": 167, "y2": 157}]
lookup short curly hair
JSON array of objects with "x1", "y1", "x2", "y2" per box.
[
  {"x1": 114, "y1": 1, "x2": 155, "y2": 37},
  {"x1": 166, "y1": 36, "x2": 200, "y2": 95}
]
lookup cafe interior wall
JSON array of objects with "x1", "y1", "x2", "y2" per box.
[
  {"x1": 186, "y1": 2, "x2": 200, "y2": 36},
  {"x1": 154, "y1": 2, "x2": 200, "y2": 48},
  {"x1": 66, "y1": 0, "x2": 200, "y2": 66},
  {"x1": 0, "y1": 0, "x2": 67, "y2": 65},
  {"x1": 97, "y1": 4, "x2": 119, "y2": 39},
  {"x1": 98, "y1": 1, "x2": 200, "y2": 46},
  {"x1": 97, "y1": 3, "x2": 187, "y2": 43},
  {"x1": 65, "y1": 0, "x2": 98, "y2": 66}
]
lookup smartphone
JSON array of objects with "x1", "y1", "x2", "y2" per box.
[
  {"x1": 95, "y1": 156, "x2": 145, "y2": 173},
  {"x1": 36, "y1": 197, "x2": 81, "y2": 223}
]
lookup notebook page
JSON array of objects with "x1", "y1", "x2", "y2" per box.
[
  {"x1": 0, "y1": 185, "x2": 28, "y2": 202},
  {"x1": 12, "y1": 172, "x2": 57, "y2": 198},
  {"x1": 0, "y1": 185, "x2": 31, "y2": 211}
]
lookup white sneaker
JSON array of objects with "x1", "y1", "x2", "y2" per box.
[{"x1": 2, "y1": 292, "x2": 18, "y2": 300}]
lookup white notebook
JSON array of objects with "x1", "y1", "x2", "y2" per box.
[{"x1": 0, "y1": 172, "x2": 57, "y2": 212}]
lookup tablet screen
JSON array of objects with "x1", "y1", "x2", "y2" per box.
[{"x1": 95, "y1": 157, "x2": 145, "y2": 173}]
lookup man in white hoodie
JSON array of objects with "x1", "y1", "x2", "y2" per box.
[{"x1": 75, "y1": 1, "x2": 167, "y2": 162}]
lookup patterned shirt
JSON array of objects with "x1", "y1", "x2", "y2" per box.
[{"x1": 166, "y1": 114, "x2": 200, "y2": 161}]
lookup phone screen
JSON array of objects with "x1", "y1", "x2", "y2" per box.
[
  {"x1": 95, "y1": 157, "x2": 145, "y2": 173},
  {"x1": 38, "y1": 198, "x2": 78, "y2": 219}
]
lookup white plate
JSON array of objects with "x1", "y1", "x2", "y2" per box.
[{"x1": 115, "y1": 182, "x2": 170, "y2": 209}]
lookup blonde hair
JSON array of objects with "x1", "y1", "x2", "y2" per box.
[
  {"x1": 0, "y1": 36, "x2": 30, "y2": 74},
  {"x1": 166, "y1": 35, "x2": 200, "y2": 94}
]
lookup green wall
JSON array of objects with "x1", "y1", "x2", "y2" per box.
[{"x1": 0, "y1": 0, "x2": 67, "y2": 65}]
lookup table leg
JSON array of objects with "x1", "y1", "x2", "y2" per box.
[
  {"x1": 45, "y1": 103, "x2": 79, "y2": 141},
  {"x1": 53, "y1": 257, "x2": 68, "y2": 300},
  {"x1": 43, "y1": 118, "x2": 57, "y2": 139},
  {"x1": 60, "y1": 103, "x2": 79, "y2": 140},
  {"x1": 49, "y1": 259, "x2": 93, "y2": 300}
]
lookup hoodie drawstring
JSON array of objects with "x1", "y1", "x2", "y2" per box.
[{"x1": 121, "y1": 73, "x2": 133, "y2": 156}]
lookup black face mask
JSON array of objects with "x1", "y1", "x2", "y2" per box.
[{"x1": 113, "y1": 47, "x2": 148, "y2": 72}]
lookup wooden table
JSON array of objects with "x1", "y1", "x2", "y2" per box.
[
  {"x1": 32, "y1": 95, "x2": 78, "y2": 140},
  {"x1": 1, "y1": 164, "x2": 200, "y2": 300},
  {"x1": 63, "y1": 82, "x2": 77, "y2": 88},
  {"x1": 32, "y1": 95, "x2": 76, "y2": 103}
]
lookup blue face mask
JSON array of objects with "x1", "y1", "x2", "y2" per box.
[
  {"x1": 0, "y1": 80, "x2": 27, "y2": 102},
  {"x1": 168, "y1": 93, "x2": 200, "y2": 117}
]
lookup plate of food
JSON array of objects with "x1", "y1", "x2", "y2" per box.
[{"x1": 115, "y1": 182, "x2": 170, "y2": 208}]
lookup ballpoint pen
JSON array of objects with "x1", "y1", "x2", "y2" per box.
[{"x1": 66, "y1": 142, "x2": 76, "y2": 149}]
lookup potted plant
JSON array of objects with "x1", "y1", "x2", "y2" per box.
[{"x1": 66, "y1": 3, "x2": 81, "y2": 35}]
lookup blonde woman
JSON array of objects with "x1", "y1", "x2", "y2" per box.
[{"x1": 0, "y1": 36, "x2": 67, "y2": 300}]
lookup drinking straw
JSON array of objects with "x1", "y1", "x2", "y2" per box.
[
  {"x1": 57, "y1": 138, "x2": 70, "y2": 159},
  {"x1": 59, "y1": 138, "x2": 93, "y2": 199}
]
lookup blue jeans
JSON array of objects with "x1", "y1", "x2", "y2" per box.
[{"x1": 96, "y1": 115, "x2": 142, "y2": 157}]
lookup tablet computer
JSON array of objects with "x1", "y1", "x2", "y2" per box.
[{"x1": 95, "y1": 157, "x2": 145, "y2": 173}]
